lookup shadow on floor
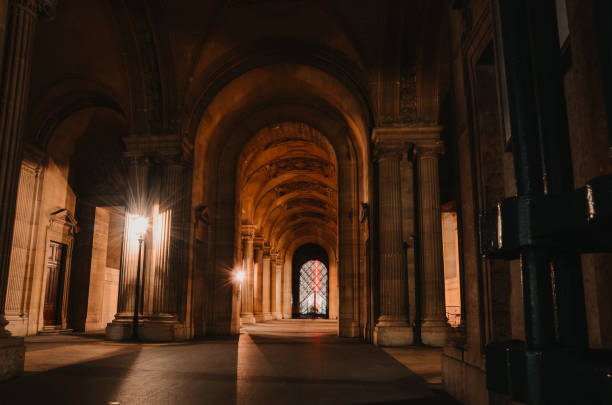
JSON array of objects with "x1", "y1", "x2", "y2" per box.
[{"x1": 2, "y1": 339, "x2": 240, "y2": 405}]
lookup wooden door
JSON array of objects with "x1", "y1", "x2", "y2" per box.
[{"x1": 44, "y1": 241, "x2": 66, "y2": 326}]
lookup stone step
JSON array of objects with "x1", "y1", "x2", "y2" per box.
[{"x1": 37, "y1": 327, "x2": 74, "y2": 336}]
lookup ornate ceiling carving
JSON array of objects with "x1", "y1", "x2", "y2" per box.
[{"x1": 237, "y1": 122, "x2": 338, "y2": 249}]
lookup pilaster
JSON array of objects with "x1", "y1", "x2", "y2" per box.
[
  {"x1": 274, "y1": 252, "x2": 283, "y2": 319},
  {"x1": 269, "y1": 250, "x2": 278, "y2": 319},
  {"x1": 372, "y1": 128, "x2": 414, "y2": 346},
  {"x1": 0, "y1": 0, "x2": 56, "y2": 379},
  {"x1": 415, "y1": 134, "x2": 448, "y2": 347},
  {"x1": 253, "y1": 235, "x2": 264, "y2": 322},
  {"x1": 262, "y1": 244, "x2": 272, "y2": 321},
  {"x1": 240, "y1": 225, "x2": 256, "y2": 324},
  {"x1": 107, "y1": 135, "x2": 193, "y2": 341}
]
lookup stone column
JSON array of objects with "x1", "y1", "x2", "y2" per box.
[
  {"x1": 373, "y1": 141, "x2": 413, "y2": 346},
  {"x1": 262, "y1": 244, "x2": 272, "y2": 321},
  {"x1": 0, "y1": 1, "x2": 55, "y2": 379},
  {"x1": 240, "y1": 226, "x2": 256, "y2": 324},
  {"x1": 416, "y1": 140, "x2": 448, "y2": 347},
  {"x1": 275, "y1": 255, "x2": 283, "y2": 319},
  {"x1": 253, "y1": 236, "x2": 264, "y2": 322},
  {"x1": 106, "y1": 157, "x2": 150, "y2": 341},
  {"x1": 269, "y1": 250, "x2": 277, "y2": 318},
  {"x1": 143, "y1": 153, "x2": 190, "y2": 341}
]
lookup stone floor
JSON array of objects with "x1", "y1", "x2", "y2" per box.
[{"x1": 0, "y1": 319, "x2": 459, "y2": 405}]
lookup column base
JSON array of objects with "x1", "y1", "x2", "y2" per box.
[
  {"x1": 0, "y1": 337, "x2": 25, "y2": 381},
  {"x1": 339, "y1": 319, "x2": 360, "y2": 337},
  {"x1": 139, "y1": 318, "x2": 187, "y2": 342},
  {"x1": 421, "y1": 321, "x2": 449, "y2": 347},
  {"x1": 263, "y1": 312, "x2": 274, "y2": 321},
  {"x1": 254, "y1": 312, "x2": 265, "y2": 322},
  {"x1": 273, "y1": 312, "x2": 282, "y2": 320},
  {"x1": 374, "y1": 324, "x2": 414, "y2": 346},
  {"x1": 105, "y1": 317, "x2": 187, "y2": 342},
  {"x1": 105, "y1": 319, "x2": 133, "y2": 341},
  {"x1": 240, "y1": 312, "x2": 256, "y2": 324},
  {"x1": 4, "y1": 314, "x2": 29, "y2": 337}
]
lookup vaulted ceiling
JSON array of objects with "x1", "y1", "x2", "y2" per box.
[{"x1": 238, "y1": 122, "x2": 337, "y2": 252}]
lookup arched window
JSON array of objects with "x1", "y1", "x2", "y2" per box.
[{"x1": 298, "y1": 259, "x2": 328, "y2": 318}]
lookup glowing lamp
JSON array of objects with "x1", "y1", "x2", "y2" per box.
[
  {"x1": 234, "y1": 270, "x2": 246, "y2": 283},
  {"x1": 130, "y1": 215, "x2": 149, "y2": 240}
]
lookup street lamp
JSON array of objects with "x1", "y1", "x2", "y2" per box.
[
  {"x1": 130, "y1": 215, "x2": 149, "y2": 341},
  {"x1": 234, "y1": 270, "x2": 245, "y2": 283},
  {"x1": 234, "y1": 269, "x2": 245, "y2": 313}
]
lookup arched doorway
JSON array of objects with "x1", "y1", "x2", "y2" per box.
[
  {"x1": 189, "y1": 62, "x2": 371, "y2": 338},
  {"x1": 292, "y1": 244, "x2": 329, "y2": 318}
]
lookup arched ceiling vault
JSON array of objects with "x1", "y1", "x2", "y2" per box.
[{"x1": 238, "y1": 122, "x2": 338, "y2": 251}]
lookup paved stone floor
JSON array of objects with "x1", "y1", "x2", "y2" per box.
[{"x1": 1, "y1": 320, "x2": 459, "y2": 405}]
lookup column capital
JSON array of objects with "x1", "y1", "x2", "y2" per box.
[
  {"x1": 415, "y1": 140, "x2": 445, "y2": 157},
  {"x1": 241, "y1": 224, "x2": 256, "y2": 240},
  {"x1": 269, "y1": 249, "x2": 278, "y2": 261},
  {"x1": 253, "y1": 234, "x2": 264, "y2": 250},
  {"x1": 262, "y1": 243, "x2": 271, "y2": 257},
  {"x1": 373, "y1": 144, "x2": 412, "y2": 162}
]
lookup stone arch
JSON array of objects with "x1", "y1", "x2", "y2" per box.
[{"x1": 190, "y1": 62, "x2": 370, "y2": 337}]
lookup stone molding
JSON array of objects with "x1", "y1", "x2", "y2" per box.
[
  {"x1": 241, "y1": 224, "x2": 256, "y2": 240},
  {"x1": 372, "y1": 125, "x2": 444, "y2": 163},
  {"x1": 123, "y1": 135, "x2": 193, "y2": 165},
  {"x1": 262, "y1": 243, "x2": 271, "y2": 257},
  {"x1": 372, "y1": 126, "x2": 444, "y2": 149},
  {"x1": 253, "y1": 234, "x2": 264, "y2": 250}
]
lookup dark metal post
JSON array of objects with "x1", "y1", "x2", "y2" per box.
[
  {"x1": 526, "y1": 0, "x2": 588, "y2": 352},
  {"x1": 132, "y1": 237, "x2": 144, "y2": 341},
  {"x1": 494, "y1": 1, "x2": 556, "y2": 403}
]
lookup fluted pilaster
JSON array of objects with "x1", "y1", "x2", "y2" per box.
[
  {"x1": 269, "y1": 251, "x2": 277, "y2": 318},
  {"x1": 0, "y1": 0, "x2": 55, "y2": 338},
  {"x1": 375, "y1": 147, "x2": 409, "y2": 324},
  {"x1": 106, "y1": 135, "x2": 193, "y2": 341},
  {"x1": 274, "y1": 254, "x2": 283, "y2": 319},
  {"x1": 151, "y1": 158, "x2": 188, "y2": 319},
  {"x1": 371, "y1": 128, "x2": 415, "y2": 346},
  {"x1": 262, "y1": 244, "x2": 272, "y2": 320},
  {"x1": 240, "y1": 225, "x2": 255, "y2": 324},
  {"x1": 116, "y1": 158, "x2": 150, "y2": 317},
  {"x1": 253, "y1": 236, "x2": 264, "y2": 322},
  {"x1": 416, "y1": 140, "x2": 448, "y2": 346}
]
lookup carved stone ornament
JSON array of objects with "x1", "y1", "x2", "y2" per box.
[
  {"x1": 284, "y1": 198, "x2": 328, "y2": 211},
  {"x1": 399, "y1": 65, "x2": 418, "y2": 123},
  {"x1": 14, "y1": 0, "x2": 58, "y2": 18},
  {"x1": 274, "y1": 181, "x2": 335, "y2": 198},
  {"x1": 48, "y1": 208, "x2": 78, "y2": 236},
  {"x1": 267, "y1": 157, "x2": 334, "y2": 179}
]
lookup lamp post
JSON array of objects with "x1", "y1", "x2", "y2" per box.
[
  {"x1": 131, "y1": 215, "x2": 149, "y2": 341},
  {"x1": 235, "y1": 269, "x2": 245, "y2": 316}
]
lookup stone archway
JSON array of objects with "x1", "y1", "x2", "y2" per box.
[{"x1": 190, "y1": 63, "x2": 371, "y2": 338}]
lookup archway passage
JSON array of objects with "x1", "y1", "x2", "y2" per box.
[
  {"x1": 235, "y1": 122, "x2": 339, "y2": 325},
  {"x1": 292, "y1": 243, "x2": 330, "y2": 318}
]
